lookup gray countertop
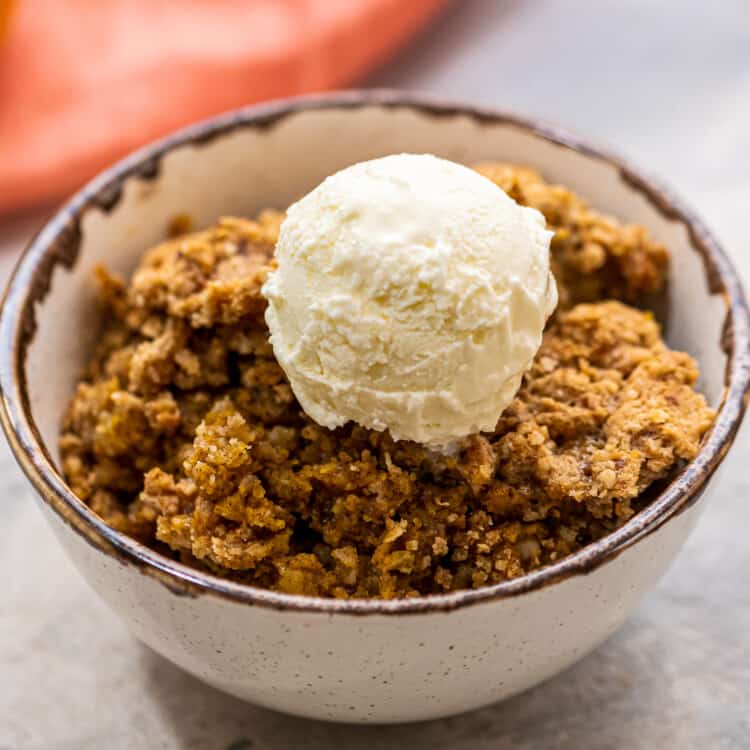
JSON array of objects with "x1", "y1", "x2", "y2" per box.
[{"x1": 2, "y1": 1, "x2": 749, "y2": 747}]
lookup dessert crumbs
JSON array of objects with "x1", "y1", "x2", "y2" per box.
[{"x1": 59, "y1": 164, "x2": 713, "y2": 599}]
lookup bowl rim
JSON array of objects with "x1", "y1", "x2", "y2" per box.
[{"x1": 1, "y1": 89, "x2": 748, "y2": 615}]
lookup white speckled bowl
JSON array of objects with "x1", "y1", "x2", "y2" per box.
[{"x1": 1, "y1": 92, "x2": 748, "y2": 723}]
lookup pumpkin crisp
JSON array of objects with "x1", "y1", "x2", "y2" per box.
[{"x1": 60, "y1": 164, "x2": 713, "y2": 598}]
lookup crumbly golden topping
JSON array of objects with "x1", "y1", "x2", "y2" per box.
[
  {"x1": 60, "y1": 164, "x2": 712, "y2": 599},
  {"x1": 475, "y1": 163, "x2": 670, "y2": 308}
]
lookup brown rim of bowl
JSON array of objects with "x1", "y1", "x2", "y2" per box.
[{"x1": 1, "y1": 90, "x2": 749, "y2": 615}]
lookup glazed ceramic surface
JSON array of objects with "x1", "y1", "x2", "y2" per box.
[{"x1": 1, "y1": 93, "x2": 748, "y2": 723}]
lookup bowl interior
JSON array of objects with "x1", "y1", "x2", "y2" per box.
[{"x1": 24, "y1": 103, "x2": 728, "y2": 472}]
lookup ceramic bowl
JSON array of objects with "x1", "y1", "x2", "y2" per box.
[{"x1": 1, "y1": 91, "x2": 748, "y2": 724}]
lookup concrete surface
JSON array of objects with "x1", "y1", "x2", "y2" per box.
[{"x1": 1, "y1": 1, "x2": 749, "y2": 747}]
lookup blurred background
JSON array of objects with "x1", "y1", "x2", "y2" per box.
[{"x1": 2, "y1": 1, "x2": 748, "y2": 748}]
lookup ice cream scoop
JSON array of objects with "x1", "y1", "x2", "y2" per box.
[{"x1": 262, "y1": 153, "x2": 557, "y2": 450}]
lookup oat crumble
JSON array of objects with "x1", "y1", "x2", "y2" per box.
[{"x1": 60, "y1": 165, "x2": 713, "y2": 598}]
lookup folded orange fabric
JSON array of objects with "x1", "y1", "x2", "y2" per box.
[{"x1": 0, "y1": 0, "x2": 448, "y2": 214}]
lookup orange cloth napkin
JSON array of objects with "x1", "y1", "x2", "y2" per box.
[{"x1": 0, "y1": 0, "x2": 448, "y2": 214}]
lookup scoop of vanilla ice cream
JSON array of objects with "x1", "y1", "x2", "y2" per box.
[{"x1": 262, "y1": 153, "x2": 557, "y2": 450}]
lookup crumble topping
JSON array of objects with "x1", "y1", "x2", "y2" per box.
[{"x1": 60, "y1": 165, "x2": 712, "y2": 598}]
